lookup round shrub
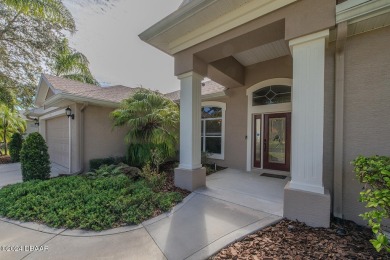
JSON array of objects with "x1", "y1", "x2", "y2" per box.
[
  {"x1": 20, "y1": 132, "x2": 51, "y2": 181},
  {"x1": 9, "y1": 133, "x2": 23, "y2": 162}
]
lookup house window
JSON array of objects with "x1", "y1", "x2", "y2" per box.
[
  {"x1": 201, "y1": 102, "x2": 226, "y2": 160},
  {"x1": 252, "y1": 85, "x2": 291, "y2": 106}
]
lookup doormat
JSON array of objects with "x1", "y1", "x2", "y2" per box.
[{"x1": 260, "y1": 173, "x2": 287, "y2": 179}]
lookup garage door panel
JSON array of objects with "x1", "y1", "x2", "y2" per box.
[{"x1": 46, "y1": 116, "x2": 69, "y2": 168}]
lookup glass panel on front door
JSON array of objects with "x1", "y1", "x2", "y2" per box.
[
  {"x1": 268, "y1": 117, "x2": 286, "y2": 164},
  {"x1": 262, "y1": 113, "x2": 291, "y2": 172},
  {"x1": 253, "y1": 115, "x2": 262, "y2": 168}
]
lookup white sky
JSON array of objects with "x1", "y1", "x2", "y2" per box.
[{"x1": 63, "y1": 0, "x2": 183, "y2": 93}]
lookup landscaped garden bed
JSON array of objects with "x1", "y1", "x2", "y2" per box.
[
  {"x1": 0, "y1": 163, "x2": 189, "y2": 231},
  {"x1": 211, "y1": 219, "x2": 390, "y2": 259},
  {"x1": 0, "y1": 155, "x2": 11, "y2": 164}
]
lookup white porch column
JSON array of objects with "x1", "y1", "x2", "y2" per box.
[
  {"x1": 284, "y1": 30, "x2": 331, "y2": 228},
  {"x1": 174, "y1": 71, "x2": 206, "y2": 191},
  {"x1": 289, "y1": 30, "x2": 329, "y2": 194}
]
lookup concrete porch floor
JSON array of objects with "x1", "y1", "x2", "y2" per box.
[{"x1": 197, "y1": 168, "x2": 290, "y2": 216}]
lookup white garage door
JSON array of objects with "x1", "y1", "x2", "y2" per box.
[{"x1": 46, "y1": 116, "x2": 69, "y2": 168}]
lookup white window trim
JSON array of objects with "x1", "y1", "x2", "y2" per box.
[{"x1": 201, "y1": 101, "x2": 226, "y2": 160}]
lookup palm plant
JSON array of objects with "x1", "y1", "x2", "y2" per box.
[
  {"x1": 0, "y1": 104, "x2": 26, "y2": 155},
  {"x1": 111, "y1": 89, "x2": 179, "y2": 167},
  {"x1": 53, "y1": 39, "x2": 99, "y2": 85}
]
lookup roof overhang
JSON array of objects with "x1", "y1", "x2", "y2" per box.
[
  {"x1": 336, "y1": 0, "x2": 390, "y2": 37},
  {"x1": 139, "y1": 0, "x2": 297, "y2": 55},
  {"x1": 336, "y1": 0, "x2": 390, "y2": 24},
  {"x1": 44, "y1": 93, "x2": 120, "y2": 109}
]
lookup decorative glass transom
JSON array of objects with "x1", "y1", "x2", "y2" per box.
[{"x1": 252, "y1": 85, "x2": 291, "y2": 106}]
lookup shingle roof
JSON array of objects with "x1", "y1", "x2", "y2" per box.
[
  {"x1": 43, "y1": 74, "x2": 139, "y2": 103},
  {"x1": 165, "y1": 80, "x2": 226, "y2": 101}
]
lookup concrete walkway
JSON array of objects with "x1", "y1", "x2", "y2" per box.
[{"x1": 0, "y1": 167, "x2": 287, "y2": 260}]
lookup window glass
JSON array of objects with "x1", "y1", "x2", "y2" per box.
[
  {"x1": 205, "y1": 137, "x2": 222, "y2": 154},
  {"x1": 205, "y1": 120, "x2": 222, "y2": 136},
  {"x1": 201, "y1": 105, "x2": 224, "y2": 157},
  {"x1": 202, "y1": 107, "x2": 222, "y2": 118},
  {"x1": 253, "y1": 85, "x2": 291, "y2": 106}
]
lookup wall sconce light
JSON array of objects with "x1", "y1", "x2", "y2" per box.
[
  {"x1": 65, "y1": 107, "x2": 75, "y2": 119},
  {"x1": 34, "y1": 118, "x2": 39, "y2": 126}
]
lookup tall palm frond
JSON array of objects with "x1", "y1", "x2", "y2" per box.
[
  {"x1": 53, "y1": 39, "x2": 99, "y2": 85},
  {"x1": 111, "y1": 89, "x2": 180, "y2": 163}
]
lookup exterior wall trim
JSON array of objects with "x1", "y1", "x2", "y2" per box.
[{"x1": 246, "y1": 78, "x2": 293, "y2": 171}]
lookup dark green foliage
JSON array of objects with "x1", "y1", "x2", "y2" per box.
[
  {"x1": 127, "y1": 143, "x2": 170, "y2": 168},
  {"x1": 352, "y1": 155, "x2": 390, "y2": 253},
  {"x1": 89, "y1": 156, "x2": 126, "y2": 171},
  {"x1": 20, "y1": 132, "x2": 50, "y2": 181},
  {"x1": 0, "y1": 174, "x2": 183, "y2": 231},
  {"x1": 9, "y1": 132, "x2": 23, "y2": 162},
  {"x1": 84, "y1": 163, "x2": 141, "y2": 180}
]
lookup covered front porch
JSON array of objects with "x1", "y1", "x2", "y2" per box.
[{"x1": 140, "y1": 0, "x2": 334, "y2": 227}]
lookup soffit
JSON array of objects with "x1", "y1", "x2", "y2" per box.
[
  {"x1": 140, "y1": 0, "x2": 296, "y2": 55},
  {"x1": 336, "y1": 0, "x2": 390, "y2": 37},
  {"x1": 232, "y1": 39, "x2": 290, "y2": 67},
  {"x1": 347, "y1": 12, "x2": 390, "y2": 36}
]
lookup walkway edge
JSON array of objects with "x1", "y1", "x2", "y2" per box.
[{"x1": 185, "y1": 215, "x2": 282, "y2": 260}]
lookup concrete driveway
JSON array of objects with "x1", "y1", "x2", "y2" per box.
[
  {"x1": 0, "y1": 168, "x2": 286, "y2": 260},
  {"x1": 0, "y1": 163, "x2": 65, "y2": 188}
]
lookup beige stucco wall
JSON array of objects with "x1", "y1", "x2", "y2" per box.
[
  {"x1": 343, "y1": 26, "x2": 390, "y2": 227},
  {"x1": 207, "y1": 55, "x2": 293, "y2": 170},
  {"x1": 83, "y1": 105, "x2": 128, "y2": 171}
]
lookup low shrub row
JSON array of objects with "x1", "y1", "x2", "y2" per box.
[{"x1": 0, "y1": 169, "x2": 183, "y2": 231}]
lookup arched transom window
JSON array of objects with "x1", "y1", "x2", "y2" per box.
[{"x1": 252, "y1": 85, "x2": 291, "y2": 106}]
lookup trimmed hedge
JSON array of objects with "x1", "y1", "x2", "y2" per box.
[
  {"x1": 89, "y1": 156, "x2": 126, "y2": 171},
  {"x1": 9, "y1": 133, "x2": 23, "y2": 162},
  {"x1": 20, "y1": 132, "x2": 50, "y2": 181}
]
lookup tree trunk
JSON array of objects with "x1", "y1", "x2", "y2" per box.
[{"x1": 3, "y1": 128, "x2": 7, "y2": 155}]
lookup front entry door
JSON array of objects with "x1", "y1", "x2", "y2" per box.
[{"x1": 263, "y1": 113, "x2": 291, "y2": 171}]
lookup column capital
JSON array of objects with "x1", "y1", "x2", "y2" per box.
[
  {"x1": 289, "y1": 29, "x2": 329, "y2": 50},
  {"x1": 177, "y1": 71, "x2": 204, "y2": 81}
]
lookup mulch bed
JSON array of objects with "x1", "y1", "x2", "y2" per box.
[
  {"x1": 211, "y1": 219, "x2": 390, "y2": 260},
  {"x1": 0, "y1": 155, "x2": 11, "y2": 164}
]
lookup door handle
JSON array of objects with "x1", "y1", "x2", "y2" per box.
[{"x1": 263, "y1": 139, "x2": 267, "y2": 152}]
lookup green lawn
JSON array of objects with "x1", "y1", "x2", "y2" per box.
[{"x1": 0, "y1": 175, "x2": 183, "y2": 231}]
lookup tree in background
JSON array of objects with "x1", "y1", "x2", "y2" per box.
[
  {"x1": 111, "y1": 89, "x2": 179, "y2": 168},
  {"x1": 53, "y1": 39, "x2": 99, "y2": 85},
  {"x1": 0, "y1": 0, "x2": 100, "y2": 108},
  {"x1": 0, "y1": 104, "x2": 26, "y2": 155},
  {"x1": 9, "y1": 132, "x2": 23, "y2": 162}
]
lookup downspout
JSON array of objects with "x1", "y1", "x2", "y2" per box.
[
  {"x1": 333, "y1": 21, "x2": 347, "y2": 219},
  {"x1": 74, "y1": 103, "x2": 88, "y2": 175},
  {"x1": 68, "y1": 114, "x2": 72, "y2": 174}
]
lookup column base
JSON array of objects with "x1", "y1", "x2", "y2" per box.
[
  {"x1": 174, "y1": 167, "x2": 206, "y2": 191},
  {"x1": 283, "y1": 181, "x2": 331, "y2": 228}
]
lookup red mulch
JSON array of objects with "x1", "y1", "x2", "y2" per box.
[
  {"x1": 0, "y1": 155, "x2": 11, "y2": 164},
  {"x1": 210, "y1": 219, "x2": 390, "y2": 260}
]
